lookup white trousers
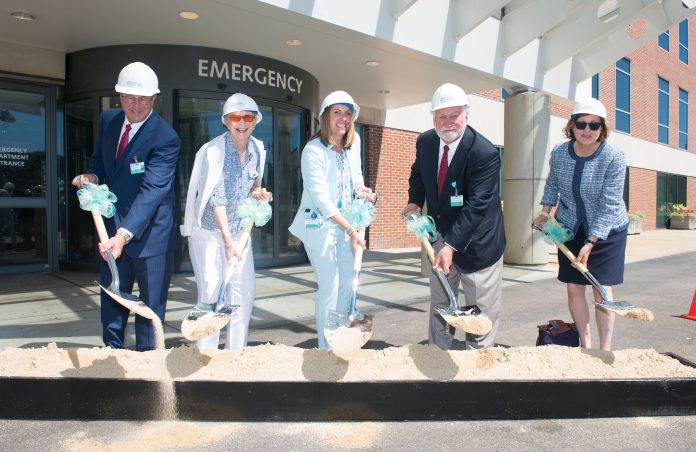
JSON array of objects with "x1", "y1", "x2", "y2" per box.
[
  {"x1": 428, "y1": 238, "x2": 503, "y2": 350},
  {"x1": 188, "y1": 226, "x2": 255, "y2": 350},
  {"x1": 304, "y1": 227, "x2": 354, "y2": 350}
]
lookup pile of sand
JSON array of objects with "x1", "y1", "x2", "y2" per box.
[{"x1": 0, "y1": 342, "x2": 694, "y2": 382}]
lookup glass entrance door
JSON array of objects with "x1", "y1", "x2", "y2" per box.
[
  {"x1": 175, "y1": 91, "x2": 307, "y2": 270},
  {"x1": 0, "y1": 83, "x2": 53, "y2": 273}
]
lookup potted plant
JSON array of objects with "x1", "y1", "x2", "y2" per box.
[
  {"x1": 668, "y1": 204, "x2": 696, "y2": 230},
  {"x1": 627, "y1": 211, "x2": 644, "y2": 234}
]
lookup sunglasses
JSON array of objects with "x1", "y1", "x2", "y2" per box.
[
  {"x1": 229, "y1": 113, "x2": 256, "y2": 123},
  {"x1": 574, "y1": 121, "x2": 602, "y2": 131}
]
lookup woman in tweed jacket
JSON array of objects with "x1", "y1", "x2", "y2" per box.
[{"x1": 533, "y1": 98, "x2": 629, "y2": 351}]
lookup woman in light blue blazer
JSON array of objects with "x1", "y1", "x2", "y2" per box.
[{"x1": 289, "y1": 91, "x2": 376, "y2": 350}]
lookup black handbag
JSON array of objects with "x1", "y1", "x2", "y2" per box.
[{"x1": 536, "y1": 319, "x2": 580, "y2": 347}]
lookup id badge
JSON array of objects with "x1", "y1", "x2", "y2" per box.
[
  {"x1": 450, "y1": 195, "x2": 464, "y2": 206},
  {"x1": 449, "y1": 181, "x2": 463, "y2": 206},
  {"x1": 304, "y1": 208, "x2": 323, "y2": 229},
  {"x1": 130, "y1": 161, "x2": 145, "y2": 174}
]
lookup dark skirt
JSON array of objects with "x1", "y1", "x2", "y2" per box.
[{"x1": 557, "y1": 224, "x2": 627, "y2": 286}]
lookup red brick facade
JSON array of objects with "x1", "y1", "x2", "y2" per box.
[{"x1": 363, "y1": 125, "x2": 420, "y2": 249}]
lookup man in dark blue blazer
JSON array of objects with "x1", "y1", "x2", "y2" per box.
[
  {"x1": 401, "y1": 83, "x2": 505, "y2": 351},
  {"x1": 73, "y1": 62, "x2": 181, "y2": 351}
]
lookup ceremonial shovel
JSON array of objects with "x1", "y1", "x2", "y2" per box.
[
  {"x1": 325, "y1": 198, "x2": 376, "y2": 353},
  {"x1": 181, "y1": 196, "x2": 272, "y2": 341},
  {"x1": 404, "y1": 212, "x2": 492, "y2": 335},
  {"x1": 76, "y1": 181, "x2": 164, "y2": 348},
  {"x1": 533, "y1": 221, "x2": 653, "y2": 321}
]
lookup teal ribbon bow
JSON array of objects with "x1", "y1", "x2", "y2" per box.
[
  {"x1": 405, "y1": 213, "x2": 438, "y2": 243},
  {"x1": 344, "y1": 198, "x2": 375, "y2": 230},
  {"x1": 237, "y1": 197, "x2": 272, "y2": 229},
  {"x1": 77, "y1": 183, "x2": 117, "y2": 218},
  {"x1": 540, "y1": 219, "x2": 575, "y2": 245}
]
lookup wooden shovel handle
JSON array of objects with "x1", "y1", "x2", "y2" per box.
[
  {"x1": 420, "y1": 236, "x2": 440, "y2": 270},
  {"x1": 91, "y1": 211, "x2": 110, "y2": 245},
  {"x1": 353, "y1": 229, "x2": 366, "y2": 271},
  {"x1": 557, "y1": 242, "x2": 589, "y2": 273}
]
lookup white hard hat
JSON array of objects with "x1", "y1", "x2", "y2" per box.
[
  {"x1": 320, "y1": 91, "x2": 360, "y2": 121},
  {"x1": 114, "y1": 62, "x2": 160, "y2": 96},
  {"x1": 572, "y1": 98, "x2": 606, "y2": 120},
  {"x1": 431, "y1": 83, "x2": 469, "y2": 112},
  {"x1": 221, "y1": 93, "x2": 262, "y2": 125}
]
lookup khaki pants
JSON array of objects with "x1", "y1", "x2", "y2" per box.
[{"x1": 428, "y1": 238, "x2": 502, "y2": 350}]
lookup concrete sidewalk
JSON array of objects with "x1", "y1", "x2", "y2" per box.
[{"x1": 1, "y1": 229, "x2": 695, "y2": 351}]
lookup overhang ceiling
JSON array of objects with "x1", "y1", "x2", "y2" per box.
[{"x1": 0, "y1": 0, "x2": 694, "y2": 111}]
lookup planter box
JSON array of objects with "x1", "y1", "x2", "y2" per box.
[
  {"x1": 669, "y1": 216, "x2": 696, "y2": 230},
  {"x1": 628, "y1": 220, "x2": 642, "y2": 235}
]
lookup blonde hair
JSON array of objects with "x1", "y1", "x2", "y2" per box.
[{"x1": 312, "y1": 107, "x2": 355, "y2": 149}]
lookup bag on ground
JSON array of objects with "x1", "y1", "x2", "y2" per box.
[{"x1": 536, "y1": 319, "x2": 580, "y2": 347}]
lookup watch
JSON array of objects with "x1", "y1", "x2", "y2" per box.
[
  {"x1": 584, "y1": 238, "x2": 598, "y2": 246},
  {"x1": 116, "y1": 228, "x2": 133, "y2": 245}
]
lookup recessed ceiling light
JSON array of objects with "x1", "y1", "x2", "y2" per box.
[
  {"x1": 11, "y1": 11, "x2": 36, "y2": 21},
  {"x1": 365, "y1": 60, "x2": 381, "y2": 67},
  {"x1": 286, "y1": 39, "x2": 304, "y2": 46},
  {"x1": 179, "y1": 11, "x2": 199, "y2": 20}
]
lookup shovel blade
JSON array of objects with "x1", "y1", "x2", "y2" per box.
[
  {"x1": 325, "y1": 310, "x2": 374, "y2": 354},
  {"x1": 98, "y1": 283, "x2": 160, "y2": 321},
  {"x1": 437, "y1": 305, "x2": 493, "y2": 335},
  {"x1": 181, "y1": 306, "x2": 238, "y2": 341}
]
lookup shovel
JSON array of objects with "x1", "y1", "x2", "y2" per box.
[
  {"x1": 181, "y1": 196, "x2": 273, "y2": 341},
  {"x1": 180, "y1": 236, "x2": 245, "y2": 342},
  {"x1": 533, "y1": 222, "x2": 654, "y2": 321},
  {"x1": 76, "y1": 181, "x2": 165, "y2": 349},
  {"x1": 325, "y1": 229, "x2": 375, "y2": 353},
  {"x1": 404, "y1": 213, "x2": 493, "y2": 335}
]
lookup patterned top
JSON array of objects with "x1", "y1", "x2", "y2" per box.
[
  {"x1": 541, "y1": 140, "x2": 629, "y2": 240},
  {"x1": 201, "y1": 133, "x2": 260, "y2": 235},
  {"x1": 335, "y1": 150, "x2": 354, "y2": 212}
]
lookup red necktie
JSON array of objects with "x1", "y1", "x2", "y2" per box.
[
  {"x1": 437, "y1": 145, "x2": 449, "y2": 198},
  {"x1": 115, "y1": 123, "x2": 131, "y2": 164}
]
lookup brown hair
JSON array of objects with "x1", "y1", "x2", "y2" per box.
[
  {"x1": 311, "y1": 106, "x2": 355, "y2": 149},
  {"x1": 563, "y1": 114, "x2": 609, "y2": 142}
]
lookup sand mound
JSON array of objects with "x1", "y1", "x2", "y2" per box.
[{"x1": 0, "y1": 342, "x2": 694, "y2": 382}]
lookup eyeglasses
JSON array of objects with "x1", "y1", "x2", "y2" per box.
[
  {"x1": 229, "y1": 113, "x2": 256, "y2": 123},
  {"x1": 121, "y1": 95, "x2": 153, "y2": 105},
  {"x1": 574, "y1": 121, "x2": 602, "y2": 131}
]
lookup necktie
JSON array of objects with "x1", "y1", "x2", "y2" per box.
[
  {"x1": 437, "y1": 145, "x2": 449, "y2": 198},
  {"x1": 115, "y1": 123, "x2": 131, "y2": 164}
]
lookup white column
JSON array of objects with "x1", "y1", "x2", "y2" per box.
[{"x1": 502, "y1": 91, "x2": 551, "y2": 264}]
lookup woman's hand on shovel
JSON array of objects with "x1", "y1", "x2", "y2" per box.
[
  {"x1": 349, "y1": 229, "x2": 366, "y2": 253},
  {"x1": 222, "y1": 232, "x2": 242, "y2": 264}
]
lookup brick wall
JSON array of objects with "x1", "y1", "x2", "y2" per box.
[
  {"x1": 628, "y1": 168, "x2": 656, "y2": 230},
  {"x1": 363, "y1": 125, "x2": 420, "y2": 249}
]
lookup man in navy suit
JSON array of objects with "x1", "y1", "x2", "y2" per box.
[
  {"x1": 401, "y1": 83, "x2": 505, "y2": 350},
  {"x1": 73, "y1": 62, "x2": 181, "y2": 351}
]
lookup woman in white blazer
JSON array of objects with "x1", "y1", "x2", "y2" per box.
[
  {"x1": 181, "y1": 93, "x2": 271, "y2": 350},
  {"x1": 289, "y1": 91, "x2": 376, "y2": 350}
]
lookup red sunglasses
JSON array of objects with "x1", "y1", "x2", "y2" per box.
[{"x1": 229, "y1": 113, "x2": 256, "y2": 123}]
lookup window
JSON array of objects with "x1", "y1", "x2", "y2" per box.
[
  {"x1": 591, "y1": 74, "x2": 599, "y2": 99},
  {"x1": 615, "y1": 58, "x2": 631, "y2": 133},
  {"x1": 500, "y1": 88, "x2": 509, "y2": 100},
  {"x1": 679, "y1": 88, "x2": 688, "y2": 150},
  {"x1": 658, "y1": 77, "x2": 669, "y2": 144},
  {"x1": 658, "y1": 30, "x2": 670, "y2": 51},
  {"x1": 679, "y1": 19, "x2": 688, "y2": 64}
]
